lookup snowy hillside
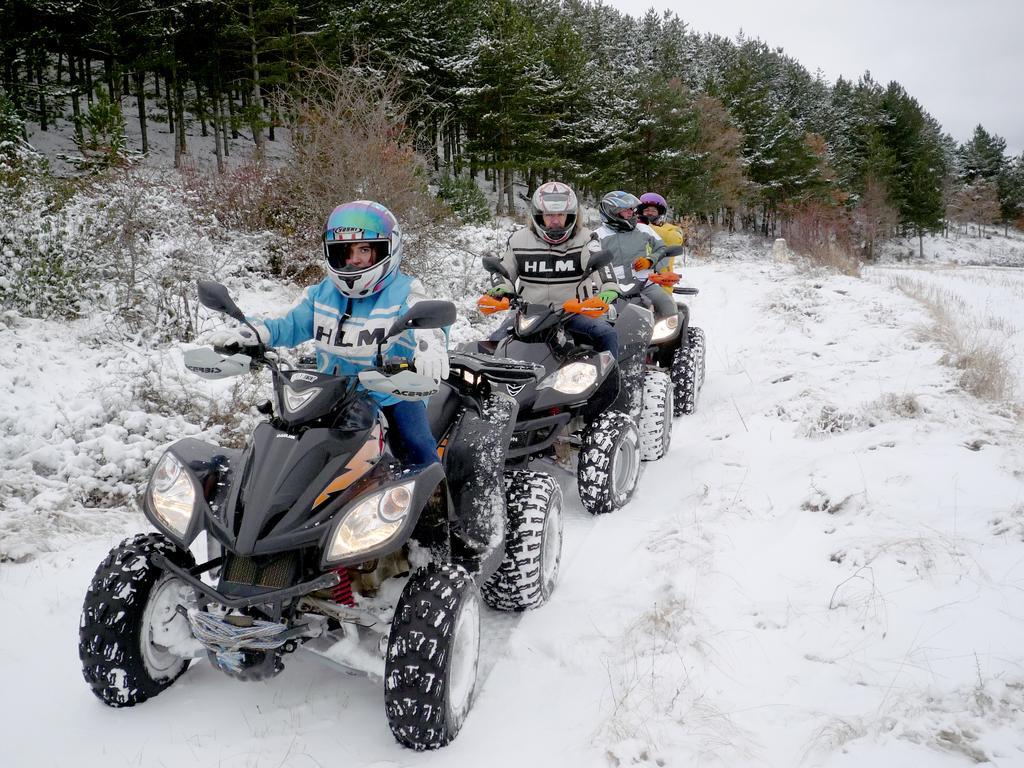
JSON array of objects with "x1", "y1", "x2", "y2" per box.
[{"x1": 2, "y1": 237, "x2": 1023, "y2": 767}]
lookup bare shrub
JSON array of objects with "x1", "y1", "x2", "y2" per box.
[
  {"x1": 272, "y1": 63, "x2": 450, "y2": 282},
  {"x1": 781, "y1": 200, "x2": 862, "y2": 276},
  {"x1": 852, "y1": 175, "x2": 899, "y2": 260},
  {"x1": 71, "y1": 166, "x2": 239, "y2": 341},
  {"x1": 127, "y1": 357, "x2": 265, "y2": 449}
]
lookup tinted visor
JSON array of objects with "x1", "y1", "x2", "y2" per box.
[{"x1": 325, "y1": 241, "x2": 387, "y2": 272}]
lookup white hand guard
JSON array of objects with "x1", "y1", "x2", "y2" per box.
[
  {"x1": 207, "y1": 324, "x2": 269, "y2": 350},
  {"x1": 413, "y1": 328, "x2": 449, "y2": 384}
]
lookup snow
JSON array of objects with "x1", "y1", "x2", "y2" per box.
[{"x1": 2, "y1": 233, "x2": 1024, "y2": 766}]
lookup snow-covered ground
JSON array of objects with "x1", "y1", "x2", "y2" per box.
[
  {"x1": 878, "y1": 228, "x2": 1024, "y2": 268},
  {"x1": 2, "y1": 238, "x2": 1024, "y2": 767}
]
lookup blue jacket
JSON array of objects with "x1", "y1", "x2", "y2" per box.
[{"x1": 262, "y1": 272, "x2": 422, "y2": 407}]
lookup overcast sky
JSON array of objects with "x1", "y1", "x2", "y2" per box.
[{"x1": 603, "y1": 0, "x2": 1024, "y2": 157}]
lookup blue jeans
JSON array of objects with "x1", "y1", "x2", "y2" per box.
[
  {"x1": 382, "y1": 400, "x2": 439, "y2": 465},
  {"x1": 565, "y1": 315, "x2": 619, "y2": 357}
]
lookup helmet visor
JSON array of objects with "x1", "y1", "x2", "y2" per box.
[
  {"x1": 539, "y1": 191, "x2": 573, "y2": 213},
  {"x1": 325, "y1": 240, "x2": 388, "y2": 272}
]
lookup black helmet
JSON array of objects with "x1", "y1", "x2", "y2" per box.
[{"x1": 599, "y1": 191, "x2": 640, "y2": 232}]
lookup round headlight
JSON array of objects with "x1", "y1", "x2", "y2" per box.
[{"x1": 651, "y1": 315, "x2": 680, "y2": 342}]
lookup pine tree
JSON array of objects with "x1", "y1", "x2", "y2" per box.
[
  {"x1": 878, "y1": 83, "x2": 945, "y2": 254},
  {"x1": 996, "y1": 153, "x2": 1024, "y2": 232},
  {"x1": 958, "y1": 124, "x2": 1006, "y2": 183}
]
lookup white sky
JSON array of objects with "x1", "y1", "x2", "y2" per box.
[{"x1": 604, "y1": 0, "x2": 1024, "y2": 157}]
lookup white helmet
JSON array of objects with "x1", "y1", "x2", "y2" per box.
[
  {"x1": 322, "y1": 201, "x2": 403, "y2": 298},
  {"x1": 530, "y1": 181, "x2": 578, "y2": 244}
]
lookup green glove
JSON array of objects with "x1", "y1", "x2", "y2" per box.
[
  {"x1": 487, "y1": 285, "x2": 512, "y2": 297},
  {"x1": 598, "y1": 290, "x2": 619, "y2": 303}
]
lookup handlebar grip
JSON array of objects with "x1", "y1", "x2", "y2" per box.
[{"x1": 381, "y1": 361, "x2": 414, "y2": 376}]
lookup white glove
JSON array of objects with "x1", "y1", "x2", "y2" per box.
[
  {"x1": 413, "y1": 328, "x2": 449, "y2": 383},
  {"x1": 208, "y1": 324, "x2": 269, "y2": 350}
]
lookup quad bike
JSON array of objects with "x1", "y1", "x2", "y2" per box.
[
  {"x1": 617, "y1": 246, "x2": 706, "y2": 418},
  {"x1": 78, "y1": 281, "x2": 563, "y2": 751},
  {"x1": 466, "y1": 252, "x2": 666, "y2": 515}
]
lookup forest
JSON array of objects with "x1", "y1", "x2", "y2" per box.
[{"x1": 2, "y1": 0, "x2": 1024, "y2": 255}]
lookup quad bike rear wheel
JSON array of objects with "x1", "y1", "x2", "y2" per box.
[
  {"x1": 577, "y1": 411, "x2": 642, "y2": 515},
  {"x1": 483, "y1": 471, "x2": 563, "y2": 611},
  {"x1": 671, "y1": 326, "x2": 706, "y2": 416},
  {"x1": 385, "y1": 564, "x2": 481, "y2": 750},
  {"x1": 79, "y1": 533, "x2": 197, "y2": 707},
  {"x1": 639, "y1": 370, "x2": 672, "y2": 461}
]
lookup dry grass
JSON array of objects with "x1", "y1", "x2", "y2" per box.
[{"x1": 889, "y1": 276, "x2": 1016, "y2": 402}]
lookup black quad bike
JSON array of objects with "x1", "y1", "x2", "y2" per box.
[
  {"x1": 467, "y1": 252, "x2": 668, "y2": 515},
  {"x1": 78, "y1": 281, "x2": 563, "y2": 751},
  {"x1": 616, "y1": 246, "x2": 706, "y2": 418}
]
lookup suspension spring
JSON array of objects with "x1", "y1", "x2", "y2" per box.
[{"x1": 330, "y1": 566, "x2": 355, "y2": 606}]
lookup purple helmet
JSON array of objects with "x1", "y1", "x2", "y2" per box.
[{"x1": 638, "y1": 192, "x2": 668, "y2": 224}]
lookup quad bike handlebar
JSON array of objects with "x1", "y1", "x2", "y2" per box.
[{"x1": 477, "y1": 292, "x2": 609, "y2": 318}]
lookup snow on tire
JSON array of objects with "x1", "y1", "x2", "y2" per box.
[
  {"x1": 79, "y1": 532, "x2": 197, "y2": 707},
  {"x1": 639, "y1": 370, "x2": 672, "y2": 461},
  {"x1": 577, "y1": 410, "x2": 641, "y2": 515},
  {"x1": 672, "y1": 326, "x2": 706, "y2": 416},
  {"x1": 385, "y1": 564, "x2": 481, "y2": 750},
  {"x1": 483, "y1": 471, "x2": 563, "y2": 611}
]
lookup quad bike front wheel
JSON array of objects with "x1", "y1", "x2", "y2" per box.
[
  {"x1": 639, "y1": 370, "x2": 673, "y2": 461},
  {"x1": 385, "y1": 564, "x2": 481, "y2": 750},
  {"x1": 577, "y1": 411, "x2": 642, "y2": 515},
  {"x1": 483, "y1": 471, "x2": 563, "y2": 611},
  {"x1": 79, "y1": 533, "x2": 197, "y2": 707},
  {"x1": 671, "y1": 326, "x2": 706, "y2": 416}
]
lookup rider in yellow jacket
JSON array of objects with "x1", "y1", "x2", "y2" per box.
[{"x1": 638, "y1": 192, "x2": 685, "y2": 294}]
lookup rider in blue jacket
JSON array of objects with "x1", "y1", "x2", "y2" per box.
[{"x1": 209, "y1": 201, "x2": 448, "y2": 465}]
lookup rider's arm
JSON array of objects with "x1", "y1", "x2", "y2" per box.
[
  {"x1": 492, "y1": 235, "x2": 519, "y2": 293},
  {"x1": 259, "y1": 285, "x2": 317, "y2": 348},
  {"x1": 393, "y1": 278, "x2": 446, "y2": 352},
  {"x1": 582, "y1": 234, "x2": 622, "y2": 296},
  {"x1": 647, "y1": 231, "x2": 667, "y2": 265}
]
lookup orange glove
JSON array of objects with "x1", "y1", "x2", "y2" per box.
[
  {"x1": 632, "y1": 256, "x2": 653, "y2": 271},
  {"x1": 649, "y1": 271, "x2": 681, "y2": 286},
  {"x1": 477, "y1": 295, "x2": 510, "y2": 315},
  {"x1": 563, "y1": 297, "x2": 609, "y2": 317}
]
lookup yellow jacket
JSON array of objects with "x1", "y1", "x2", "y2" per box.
[{"x1": 649, "y1": 222, "x2": 685, "y2": 293}]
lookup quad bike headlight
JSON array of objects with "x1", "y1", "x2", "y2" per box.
[
  {"x1": 516, "y1": 313, "x2": 542, "y2": 335},
  {"x1": 149, "y1": 451, "x2": 198, "y2": 539},
  {"x1": 537, "y1": 361, "x2": 599, "y2": 395},
  {"x1": 651, "y1": 314, "x2": 680, "y2": 343},
  {"x1": 325, "y1": 481, "x2": 416, "y2": 562}
]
